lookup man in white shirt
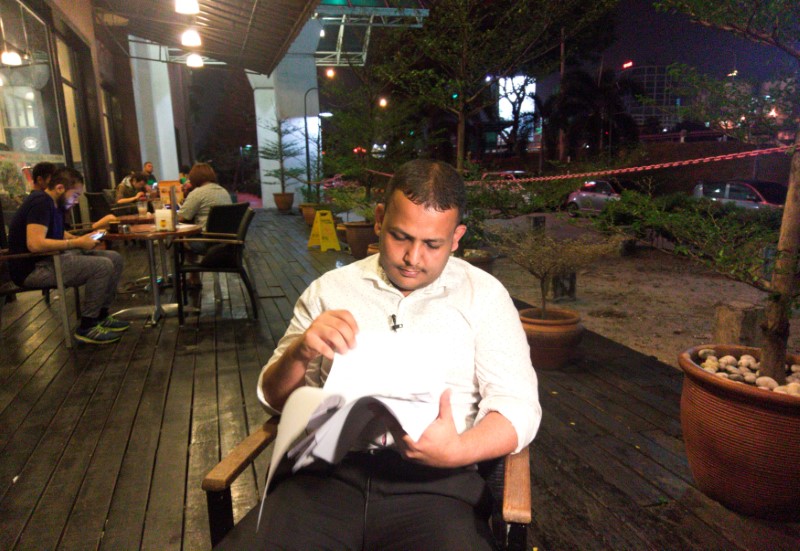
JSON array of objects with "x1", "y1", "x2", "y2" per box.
[{"x1": 258, "y1": 159, "x2": 540, "y2": 549}]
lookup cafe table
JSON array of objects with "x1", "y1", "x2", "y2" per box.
[{"x1": 105, "y1": 222, "x2": 201, "y2": 325}]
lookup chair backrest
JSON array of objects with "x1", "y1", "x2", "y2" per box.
[
  {"x1": 205, "y1": 202, "x2": 250, "y2": 235},
  {"x1": 236, "y1": 207, "x2": 255, "y2": 241},
  {"x1": 84, "y1": 192, "x2": 113, "y2": 221}
]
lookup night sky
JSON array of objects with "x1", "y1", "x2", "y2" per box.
[{"x1": 604, "y1": 0, "x2": 796, "y2": 81}]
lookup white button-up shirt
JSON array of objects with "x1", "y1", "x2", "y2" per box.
[{"x1": 258, "y1": 254, "x2": 541, "y2": 452}]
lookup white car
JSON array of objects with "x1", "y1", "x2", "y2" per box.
[{"x1": 564, "y1": 180, "x2": 623, "y2": 216}]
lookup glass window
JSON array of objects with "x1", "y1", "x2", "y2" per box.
[
  {"x1": 705, "y1": 184, "x2": 726, "y2": 199},
  {"x1": 728, "y1": 183, "x2": 758, "y2": 202},
  {"x1": 0, "y1": 0, "x2": 65, "y2": 216}
]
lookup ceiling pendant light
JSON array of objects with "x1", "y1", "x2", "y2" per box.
[
  {"x1": 186, "y1": 53, "x2": 204, "y2": 68},
  {"x1": 175, "y1": 0, "x2": 200, "y2": 15},
  {"x1": 181, "y1": 29, "x2": 201, "y2": 47},
  {"x1": 0, "y1": 15, "x2": 21, "y2": 66}
]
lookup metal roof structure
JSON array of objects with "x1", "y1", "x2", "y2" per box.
[
  {"x1": 92, "y1": 0, "x2": 321, "y2": 75},
  {"x1": 314, "y1": 0, "x2": 428, "y2": 66}
]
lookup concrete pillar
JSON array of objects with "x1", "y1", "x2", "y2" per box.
[
  {"x1": 248, "y1": 19, "x2": 322, "y2": 209},
  {"x1": 128, "y1": 39, "x2": 180, "y2": 181}
]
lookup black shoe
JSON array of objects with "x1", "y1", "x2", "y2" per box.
[{"x1": 74, "y1": 324, "x2": 122, "y2": 345}]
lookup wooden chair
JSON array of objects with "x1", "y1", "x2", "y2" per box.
[
  {"x1": 173, "y1": 203, "x2": 258, "y2": 321},
  {"x1": 202, "y1": 417, "x2": 531, "y2": 550}
]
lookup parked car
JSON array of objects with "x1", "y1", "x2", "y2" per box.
[
  {"x1": 692, "y1": 179, "x2": 787, "y2": 210},
  {"x1": 564, "y1": 179, "x2": 625, "y2": 216}
]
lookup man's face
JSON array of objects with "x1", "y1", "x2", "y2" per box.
[
  {"x1": 377, "y1": 190, "x2": 466, "y2": 296},
  {"x1": 57, "y1": 183, "x2": 84, "y2": 210},
  {"x1": 144, "y1": 162, "x2": 153, "y2": 174},
  {"x1": 133, "y1": 179, "x2": 146, "y2": 190}
]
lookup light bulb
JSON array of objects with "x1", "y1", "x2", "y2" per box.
[
  {"x1": 186, "y1": 53, "x2": 204, "y2": 68},
  {"x1": 1, "y1": 50, "x2": 22, "y2": 66},
  {"x1": 175, "y1": 0, "x2": 200, "y2": 15},
  {"x1": 181, "y1": 29, "x2": 201, "y2": 47}
]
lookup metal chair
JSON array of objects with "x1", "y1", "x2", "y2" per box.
[{"x1": 173, "y1": 203, "x2": 258, "y2": 320}]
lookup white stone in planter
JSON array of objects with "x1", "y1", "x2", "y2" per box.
[
  {"x1": 744, "y1": 373, "x2": 757, "y2": 384},
  {"x1": 719, "y1": 355, "x2": 738, "y2": 367},
  {"x1": 698, "y1": 349, "x2": 716, "y2": 359},
  {"x1": 756, "y1": 376, "x2": 778, "y2": 390}
]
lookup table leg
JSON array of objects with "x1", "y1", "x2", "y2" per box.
[{"x1": 146, "y1": 239, "x2": 164, "y2": 325}]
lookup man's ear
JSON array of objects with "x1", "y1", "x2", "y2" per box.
[
  {"x1": 450, "y1": 224, "x2": 467, "y2": 252},
  {"x1": 374, "y1": 203, "x2": 385, "y2": 236}
]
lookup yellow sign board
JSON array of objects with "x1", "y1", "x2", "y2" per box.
[{"x1": 307, "y1": 209, "x2": 341, "y2": 252}]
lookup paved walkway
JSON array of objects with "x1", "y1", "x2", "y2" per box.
[{"x1": 0, "y1": 209, "x2": 797, "y2": 550}]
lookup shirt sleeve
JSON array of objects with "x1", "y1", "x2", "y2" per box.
[
  {"x1": 472, "y1": 281, "x2": 541, "y2": 452},
  {"x1": 177, "y1": 190, "x2": 200, "y2": 221},
  {"x1": 27, "y1": 195, "x2": 52, "y2": 228},
  {"x1": 256, "y1": 279, "x2": 325, "y2": 414}
]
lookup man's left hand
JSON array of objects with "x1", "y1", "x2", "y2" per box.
[{"x1": 395, "y1": 389, "x2": 466, "y2": 468}]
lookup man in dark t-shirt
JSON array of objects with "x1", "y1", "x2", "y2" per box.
[{"x1": 8, "y1": 167, "x2": 130, "y2": 345}]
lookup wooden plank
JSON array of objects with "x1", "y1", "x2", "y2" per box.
[{"x1": 98, "y1": 321, "x2": 178, "y2": 550}]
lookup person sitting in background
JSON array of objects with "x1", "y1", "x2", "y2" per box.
[
  {"x1": 8, "y1": 167, "x2": 129, "y2": 345},
  {"x1": 116, "y1": 171, "x2": 150, "y2": 205},
  {"x1": 179, "y1": 164, "x2": 192, "y2": 196},
  {"x1": 31, "y1": 162, "x2": 57, "y2": 191},
  {"x1": 177, "y1": 162, "x2": 232, "y2": 287},
  {"x1": 143, "y1": 161, "x2": 157, "y2": 187}
]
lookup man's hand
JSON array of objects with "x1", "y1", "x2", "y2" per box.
[
  {"x1": 70, "y1": 234, "x2": 99, "y2": 251},
  {"x1": 93, "y1": 214, "x2": 119, "y2": 229},
  {"x1": 394, "y1": 389, "x2": 466, "y2": 468},
  {"x1": 296, "y1": 310, "x2": 359, "y2": 362}
]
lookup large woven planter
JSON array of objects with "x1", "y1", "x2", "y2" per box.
[
  {"x1": 344, "y1": 221, "x2": 378, "y2": 260},
  {"x1": 678, "y1": 344, "x2": 800, "y2": 521},
  {"x1": 519, "y1": 307, "x2": 584, "y2": 370}
]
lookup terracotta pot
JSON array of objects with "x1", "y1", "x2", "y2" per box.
[
  {"x1": 299, "y1": 203, "x2": 317, "y2": 226},
  {"x1": 273, "y1": 192, "x2": 294, "y2": 214},
  {"x1": 344, "y1": 221, "x2": 378, "y2": 259},
  {"x1": 519, "y1": 307, "x2": 583, "y2": 370},
  {"x1": 461, "y1": 248, "x2": 495, "y2": 275},
  {"x1": 678, "y1": 344, "x2": 800, "y2": 521}
]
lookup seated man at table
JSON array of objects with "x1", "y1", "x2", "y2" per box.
[
  {"x1": 116, "y1": 171, "x2": 150, "y2": 206},
  {"x1": 8, "y1": 167, "x2": 130, "y2": 345},
  {"x1": 257, "y1": 159, "x2": 541, "y2": 549},
  {"x1": 177, "y1": 162, "x2": 232, "y2": 288},
  {"x1": 31, "y1": 161, "x2": 57, "y2": 191}
]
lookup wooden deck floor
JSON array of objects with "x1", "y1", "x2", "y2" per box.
[{"x1": 1, "y1": 209, "x2": 798, "y2": 550}]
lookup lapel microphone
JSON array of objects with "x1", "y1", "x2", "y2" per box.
[{"x1": 390, "y1": 314, "x2": 403, "y2": 332}]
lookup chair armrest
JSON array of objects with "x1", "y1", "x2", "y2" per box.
[
  {"x1": 175, "y1": 238, "x2": 245, "y2": 246},
  {"x1": 502, "y1": 446, "x2": 531, "y2": 524},
  {"x1": 200, "y1": 232, "x2": 239, "y2": 239},
  {"x1": 1, "y1": 248, "x2": 60, "y2": 260},
  {"x1": 202, "y1": 417, "x2": 279, "y2": 493}
]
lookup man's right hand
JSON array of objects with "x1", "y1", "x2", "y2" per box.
[
  {"x1": 71, "y1": 234, "x2": 99, "y2": 250},
  {"x1": 296, "y1": 310, "x2": 359, "y2": 362}
]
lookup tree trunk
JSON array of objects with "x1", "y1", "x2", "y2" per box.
[
  {"x1": 760, "y1": 129, "x2": 800, "y2": 383},
  {"x1": 456, "y1": 109, "x2": 466, "y2": 171}
]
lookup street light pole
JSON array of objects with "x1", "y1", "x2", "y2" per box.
[{"x1": 303, "y1": 87, "x2": 318, "y2": 202}]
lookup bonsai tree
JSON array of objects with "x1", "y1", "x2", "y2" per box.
[
  {"x1": 655, "y1": 0, "x2": 800, "y2": 383},
  {"x1": 258, "y1": 119, "x2": 305, "y2": 193},
  {"x1": 486, "y1": 223, "x2": 621, "y2": 317}
]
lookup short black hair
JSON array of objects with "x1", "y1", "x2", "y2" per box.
[
  {"x1": 48, "y1": 167, "x2": 84, "y2": 190},
  {"x1": 384, "y1": 159, "x2": 466, "y2": 220},
  {"x1": 32, "y1": 162, "x2": 57, "y2": 184},
  {"x1": 180, "y1": 165, "x2": 191, "y2": 174}
]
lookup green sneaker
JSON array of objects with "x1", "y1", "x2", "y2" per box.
[
  {"x1": 74, "y1": 324, "x2": 122, "y2": 345},
  {"x1": 99, "y1": 315, "x2": 131, "y2": 332}
]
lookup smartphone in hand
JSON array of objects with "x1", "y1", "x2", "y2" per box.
[{"x1": 90, "y1": 231, "x2": 106, "y2": 241}]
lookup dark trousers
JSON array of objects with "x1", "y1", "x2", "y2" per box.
[{"x1": 257, "y1": 450, "x2": 496, "y2": 551}]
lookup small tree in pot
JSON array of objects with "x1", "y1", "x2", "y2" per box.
[
  {"x1": 486, "y1": 222, "x2": 621, "y2": 369},
  {"x1": 259, "y1": 119, "x2": 305, "y2": 213}
]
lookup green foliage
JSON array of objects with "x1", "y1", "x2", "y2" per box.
[
  {"x1": 666, "y1": 63, "x2": 797, "y2": 144},
  {"x1": 486, "y1": 223, "x2": 622, "y2": 313},
  {"x1": 595, "y1": 190, "x2": 781, "y2": 290},
  {"x1": 325, "y1": 182, "x2": 378, "y2": 223},
  {"x1": 258, "y1": 119, "x2": 305, "y2": 193}
]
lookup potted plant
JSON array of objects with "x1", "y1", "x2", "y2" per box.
[
  {"x1": 486, "y1": 222, "x2": 621, "y2": 369},
  {"x1": 298, "y1": 183, "x2": 323, "y2": 226},
  {"x1": 328, "y1": 184, "x2": 378, "y2": 259},
  {"x1": 259, "y1": 119, "x2": 305, "y2": 214}
]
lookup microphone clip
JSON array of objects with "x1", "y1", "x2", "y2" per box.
[{"x1": 390, "y1": 314, "x2": 403, "y2": 332}]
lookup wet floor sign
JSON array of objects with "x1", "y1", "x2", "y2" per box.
[{"x1": 307, "y1": 209, "x2": 341, "y2": 252}]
